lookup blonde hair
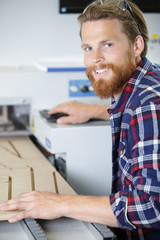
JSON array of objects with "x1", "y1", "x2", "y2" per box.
[{"x1": 78, "y1": 0, "x2": 149, "y2": 58}]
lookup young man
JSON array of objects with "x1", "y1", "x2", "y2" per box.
[{"x1": 1, "y1": 1, "x2": 160, "y2": 239}]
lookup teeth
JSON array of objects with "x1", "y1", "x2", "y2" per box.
[{"x1": 96, "y1": 69, "x2": 108, "y2": 74}]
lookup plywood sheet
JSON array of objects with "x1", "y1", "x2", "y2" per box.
[
  {"x1": 0, "y1": 176, "x2": 10, "y2": 202},
  {"x1": 0, "y1": 137, "x2": 76, "y2": 221},
  {"x1": 55, "y1": 171, "x2": 76, "y2": 195},
  {"x1": 11, "y1": 137, "x2": 45, "y2": 159},
  {"x1": 0, "y1": 139, "x2": 18, "y2": 157}
]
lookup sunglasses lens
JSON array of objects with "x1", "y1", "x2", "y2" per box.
[{"x1": 118, "y1": 1, "x2": 127, "y2": 11}]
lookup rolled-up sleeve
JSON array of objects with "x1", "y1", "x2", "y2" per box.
[{"x1": 109, "y1": 101, "x2": 160, "y2": 230}]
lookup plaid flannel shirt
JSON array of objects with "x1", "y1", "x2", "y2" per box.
[{"x1": 108, "y1": 57, "x2": 160, "y2": 240}]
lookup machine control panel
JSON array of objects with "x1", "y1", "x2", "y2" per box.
[{"x1": 69, "y1": 80, "x2": 96, "y2": 97}]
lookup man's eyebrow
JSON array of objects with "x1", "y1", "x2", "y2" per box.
[
  {"x1": 81, "y1": 43, "x2": 90, "y2": 48},
  {"x1": 100, "y1": 39, "x2": 113, "y2": 44}
]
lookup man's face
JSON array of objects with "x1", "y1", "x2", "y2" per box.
[{"x1": 81, "y1": 19, "x2": 139, "y2": 99}]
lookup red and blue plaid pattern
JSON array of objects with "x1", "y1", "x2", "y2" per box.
[{"x1": 108, "y1": 57, "x2": 160, "y2": 239}]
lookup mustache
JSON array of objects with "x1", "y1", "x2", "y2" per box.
[{"x1": 87, "y1": 63, "x2": 114, "y2": 72}]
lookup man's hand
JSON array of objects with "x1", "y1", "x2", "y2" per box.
[
  {"x1": 0, "y1": 191, "x2": 64, "y2": 223},
  {"x1": 49, "y1": 100, "x2": 110, "y2": 124}
]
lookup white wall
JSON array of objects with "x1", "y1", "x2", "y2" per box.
[
  {"x1": 0, "y1": 0, "x2": 159, "y2": 110},
  {"x1": 0, "y1": 0, "x2": 83, "y2": 66}
]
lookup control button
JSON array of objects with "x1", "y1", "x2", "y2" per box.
[
  {"x1": 88, "y1": 85, "x2": 94, "y2": 92},
  {"x1": 70, "y1": 85, "x2": 79, "y2": 93},
  {"x1": 80, "y1": 85, "x2": 89, "y2": 92}
]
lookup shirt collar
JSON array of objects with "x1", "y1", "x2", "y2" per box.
[{"x1": 107, "y1": 57, "x2": 152, "y2": 115}]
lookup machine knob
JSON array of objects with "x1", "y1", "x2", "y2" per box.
[
  {"x1": 80, "y1": 85, "x2": 89, "y2": 92},
  {"x1": 88, "y1": 85, "x2": 94, "y2": 92},
  {"x1": 70, "y1": 85, "x2": 79, "y2": 93}
]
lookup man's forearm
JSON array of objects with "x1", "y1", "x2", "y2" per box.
[{"x1": 61, "y1": 195, "x2": 118, "y2": 227}]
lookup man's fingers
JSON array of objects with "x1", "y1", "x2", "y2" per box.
[
  {"x1": 56, "y1": 116, "x2": 76, "y2": 124},
  {"x1": 8, "y1": 210, "x2": 31, "y2": 223},
  {"x1": 0, "y1": 199, "x2": 32, "y2": 212}
]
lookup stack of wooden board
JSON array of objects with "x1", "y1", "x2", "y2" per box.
[{"x1": 0, "y1": 136, "x2": 76, "y2": 221}]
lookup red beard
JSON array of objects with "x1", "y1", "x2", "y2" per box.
[{"x1": 86, "y1": 50, "x2": 137, "y2": 99}]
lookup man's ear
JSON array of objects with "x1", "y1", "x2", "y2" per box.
[{"x1": 134, "y1": 35, "x2": 144, "y2": 57}]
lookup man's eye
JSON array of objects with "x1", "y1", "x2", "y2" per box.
[
  {"x1": 105, "y1": 43, "x2": 112, "y2": 48},
  {"x1": 85, "y1": 46, "x2": 92, "y2": 52}
]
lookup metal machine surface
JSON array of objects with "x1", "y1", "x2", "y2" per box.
[
  {"x1": 33, "y1": 110, "x2": 112, "y2": 196},
  {"x1": 0, "y1": 218, "x2": 116, "y2": 240}
]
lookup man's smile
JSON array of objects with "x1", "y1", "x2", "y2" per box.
[{"x1": 94, "y1": 68, "x2": 109, "y2": 76}]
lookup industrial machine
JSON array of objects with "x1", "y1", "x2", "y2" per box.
[{"x1": 33, "y1": 109, "x2": 112, "y2": 196}]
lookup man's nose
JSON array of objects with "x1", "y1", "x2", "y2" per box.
[{"x1": 92, "y1": 49, "x2": 105, "y2": 64}]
